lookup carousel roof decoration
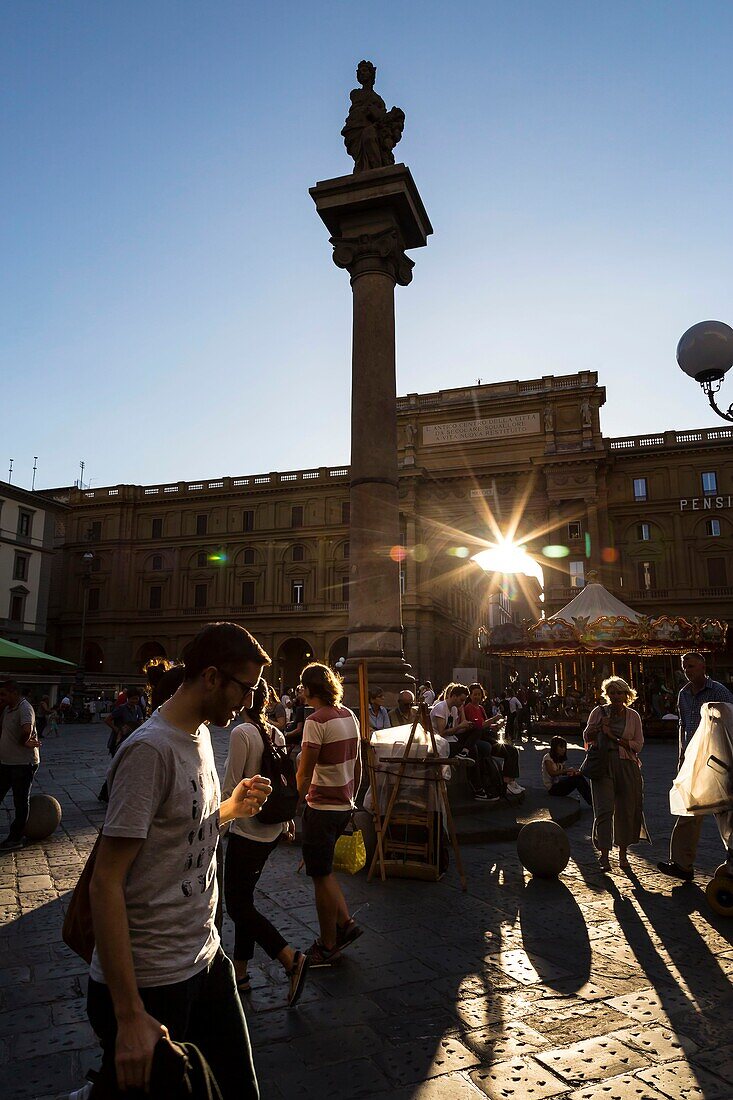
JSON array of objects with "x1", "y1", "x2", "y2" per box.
[{"x1": 478, "y1": 575, "x2": 727, "y2": 657}]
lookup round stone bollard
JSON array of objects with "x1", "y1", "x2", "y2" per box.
[
  {"x1": 517, "y1": 820, "x2": 570, "y2": 879},
  {"x1": 23, "y1": 794, "x2": 62, "y2": 842}
]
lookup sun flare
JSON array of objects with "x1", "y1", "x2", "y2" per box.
[{"x1": 472, "y1": 538, "x2": 544, "y2": 587}]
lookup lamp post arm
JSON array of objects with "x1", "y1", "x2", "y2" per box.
[{"x1": 704, "y1": 382, "x2": 733, "y2": 423}]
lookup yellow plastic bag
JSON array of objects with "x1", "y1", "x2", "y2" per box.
[{"x1": 333, "y1": 828, "x2": 367, "y2": 874}]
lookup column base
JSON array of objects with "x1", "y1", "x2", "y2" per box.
[{"x1": 340, "y1": 654, "x2": 415, "y2": 710}]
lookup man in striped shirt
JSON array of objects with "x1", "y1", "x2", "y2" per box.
[{"x1": 296, "y1": 662, "x2": 363, "y2": 966}]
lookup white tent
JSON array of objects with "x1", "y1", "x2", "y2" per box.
[{"x1": 549, "y1": 582, "x2": 642, "y2": 624}]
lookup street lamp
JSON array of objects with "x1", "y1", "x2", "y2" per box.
[{"x1": 677, "y1": 320, "x2": 733, "y2": 423}]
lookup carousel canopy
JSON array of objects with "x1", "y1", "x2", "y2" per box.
[
  {"x1": 478, "y1": 578, "x2": 727, "y2": 657},
  {"x1": 549, "y1": 582, "x2": 641, "y2": 624}
]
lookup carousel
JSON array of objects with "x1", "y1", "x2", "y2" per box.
[{"x1": 477, "y1": 574, "x2": 728, "y2": 731}]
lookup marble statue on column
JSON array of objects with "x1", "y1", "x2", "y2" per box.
[{"x1": 342, "y1": 60, "x2": 405, "y2": 173}]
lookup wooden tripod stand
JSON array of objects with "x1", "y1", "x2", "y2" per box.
[{"x1": 358, "y1": 668, "x2": 467, "y2": 892}]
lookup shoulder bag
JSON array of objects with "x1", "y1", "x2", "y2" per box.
[{"x1": 579, "y1": 708, "x2": 609, "y2": 781}]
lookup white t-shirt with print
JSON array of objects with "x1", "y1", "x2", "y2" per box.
[
  {"x1": 430, "y1": 699, "x2": 459, "y2": 742},
  {"x1": 89, "y1": 710, "x2": 221, "y2": 989}
]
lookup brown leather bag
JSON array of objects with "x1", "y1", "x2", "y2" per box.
[{"x1": 61, "y1": 832, "x2": 102, "y2": 963}]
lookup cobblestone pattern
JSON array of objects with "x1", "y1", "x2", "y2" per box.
[{"x1": 1, "y1": 724, "x2": 731, "y2": 1099}]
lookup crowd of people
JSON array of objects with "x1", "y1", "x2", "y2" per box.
[{"x1": 1, "y1": 629, "x2": 732, "y2": 1098}]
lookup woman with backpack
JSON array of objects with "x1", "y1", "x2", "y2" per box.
[{"x1": 222, "y1": 679, "x2": 309, "y2": 1007}]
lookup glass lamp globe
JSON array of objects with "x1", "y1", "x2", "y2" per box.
[{"x1": 677, "y1": 320, "x2": 733, "y2": 384}]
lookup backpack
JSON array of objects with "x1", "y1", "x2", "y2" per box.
[{"x1": 254, "y1": 725, "x2": 299, "y2": 825}]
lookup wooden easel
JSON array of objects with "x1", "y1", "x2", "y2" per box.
[{"x1": 358, "y1": 664, "x2": 467, "y2": 892}]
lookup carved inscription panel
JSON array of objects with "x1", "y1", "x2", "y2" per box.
[{"x1": 422, "y1": 412, "x2": 541, "y2": 446}]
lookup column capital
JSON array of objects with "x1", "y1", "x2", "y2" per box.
[{"x1": 330, "y1": 227, "x2": 414, "y2": 285}]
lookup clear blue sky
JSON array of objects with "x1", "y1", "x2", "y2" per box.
[{"x1": 3, "y1": 1, "x2": 733, "y2": 490}]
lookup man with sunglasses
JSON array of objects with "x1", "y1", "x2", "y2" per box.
[{"x1": 81, "y1": 623, "x2": 272, "y2": 1100}]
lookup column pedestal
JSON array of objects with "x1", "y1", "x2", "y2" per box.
[{"x1": 310, "y1": 165, "x2": 432, "y2": 704}]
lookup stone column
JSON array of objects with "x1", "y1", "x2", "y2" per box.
[{"x1": 310, "y1": 165, "x2": 432, "y2": 701}]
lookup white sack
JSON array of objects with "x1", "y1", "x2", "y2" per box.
[{"x1": 670, "y1": 702, "x2": 733, "y2": 817}]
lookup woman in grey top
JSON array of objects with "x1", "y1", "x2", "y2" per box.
[{"x1": 583, "y1": 677, "x2": 649, "y2": 873}]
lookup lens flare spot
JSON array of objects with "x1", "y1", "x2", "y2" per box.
[
  {"x1": 390, "y1": 545, "x2": 407, "y2": 563},
  {"x1": 601, "y1": 546, "x2": 619, "y2": 563},
  {"x1": 412, "y1": 544, "x2": 428, "y2": 562},
  {"x1": 584, "y1": 532, "x2": 592, "y2": 559},
  {"x1": 448, "y1": 546, "x2": 470, "y2": 558},
  {"x1": 542, "y1": 544, "x2": 570, "y2": 559}
]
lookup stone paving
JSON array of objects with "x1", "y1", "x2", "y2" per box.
[{"x1": 1, "y1": 723, "x2": 732, "y2": 1099}]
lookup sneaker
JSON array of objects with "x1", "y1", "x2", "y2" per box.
[
  {"x1": 507, "y1": 781, "x2": 525, "y2": 795},
  {"x1": 457, "y1": 748, "x2": 470, "y2": 758},
  {"x1": 473, "y1": 789, "x2": 489, "y2": 801},
  {"x1": 306, "y1": 940, "x2": 341, "y2": 968},
  {"x1": 486, "y1": 795, "x2": 501, "y2": 803},
  {"x1": 68, "y1": 1084, "x2": 94, "y2": 1100},
  {"x1": 336, "y1": 918, "x2": 364, "y2": 951},
  {"x1": 286, "y1": 950, "x2": 310, "y2": 1007},
  {"x1": 0, "y1": 836, "x2": 24, "y2": 851},
  {"x1": 656, "y1": 860, "x2": 694, "y2": 882}
]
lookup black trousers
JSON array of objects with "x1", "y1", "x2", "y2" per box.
[
  {"x1": 0, "y1": 763, "x2": 38, "y2": 839},
  {"x1": 550, "y1": 774, "x2": 593, "y2": 805},
  {"x1": 224, "y1": 833, "x2": 286, "y2": 963},
  {"x1": 481, "y1": 738, "x2": 520, "y2": 780},
  {"x1": 87, "y1": 948, "x2": 258, "y2": 1100}
]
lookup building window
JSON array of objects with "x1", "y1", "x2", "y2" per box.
[
  {"x1": 633, "y1": 478, "x2": 648, "y2": 502},
  {"x1": 152, "y1": 517, "x2": 163, "y2": 539},
  {"x1": 291, "y1": 580, "x2": 304, "y2": 605},
  {"x1": 567, "y1": 522, "x2": 581, "y2": 541},
  {"x1": 87, "y1": 520, "x2": 101, "y2": 541},
  {"x1": 637, "y1": 523, "x2": 651, "y2": 542},
  {"x1": 194, "y1": 583, "x2": 208, "y2": 609},
  {"x1": 637, "y1": 560, "x2": 657, "y2": 590},
  {"x1": 243, "y1": 548, "x2": 255, "y2": 565},
  {"x1": 9, "y1": 593, "x2": 25, "y2": 622},
  {"x1": 341, "y1": 577, "x2": 350, "y2": 602},
  {"x1": 88, "y1": 587, "x2": 100, "y2": 611},
  {"x1": 569, "y1": 561, "x2": 585, "y2": 588},
  {"x1": 291, "y1": 505, "x2": 303, "y2": 529},
  {"x1": 341, "y1": 501, "x2": 350, "y2": 524},
  {"x1": 343, "y1": 541, "x2": 350, "y2": 559},
  {"x1": 707, "y1": 519, "x2": 721, "y2": 537},
  {"x1": 241, "y1": 580, "x2": 255, "y2": 606},
  {"x1": 197, "y1": 551, "x2": 208, "y2": 567},
  {"x1": 243, "y1": 510, "x2": 254, "y2": 532},
  {"x1": 707, "y1": 557, "x2": 727, "y2": 587},
  {"x1": 701, "y1": 471, "x2": 718, "y2": 496},
  {"x1": 149, "y1": 585, "x2": 162, "y2": 610},
  {"x1": 152, "y1": 554, "x2": 163, "y2": 571},
  {"x1": 292, "y1": 544, "x2": 305, "y2": 563},
  {"x1": 91, "y1": 556, "x2": 102, "y2": 572},
  {"x1": 13, "y1": 554, "x2": 29, "y2": 581},
  {"x1": 196, "y1": 514, "x2": 208, "y2": 536},
  {"x1": 18, "y1": 511, "x2": 32, "y2": 537}
]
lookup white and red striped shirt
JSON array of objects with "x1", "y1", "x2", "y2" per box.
[{"x1": 302, "y1": 705, "x2": 360, "y2": 810}]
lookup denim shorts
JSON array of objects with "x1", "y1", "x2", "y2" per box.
[{"x1": 301, "y1": 805, "x2": 352, "y2": 877}]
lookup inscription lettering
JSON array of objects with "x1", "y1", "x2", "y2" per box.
[{"x1": 423, "y1": 412, "x2": 541, "y2": 446}]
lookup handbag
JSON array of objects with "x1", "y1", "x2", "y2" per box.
[
  {"x1": 580, "y1": 708, "x2": 609, "y2": 780},
  {"x1": 62, "y1": 832, "x2": 102, "y2": 963},
  {"x1": 333, "y1": 820, "x2": 367, "y2": 875}
]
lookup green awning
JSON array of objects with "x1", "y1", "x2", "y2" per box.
[{"x1": 0, "y1": 636, "x2": 76, "y2": 672}]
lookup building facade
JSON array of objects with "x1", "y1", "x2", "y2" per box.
[
  {"x1": 47, "y1": 371, "x2": 733, "y2": 687},
  {"x1": 0, "y1": 481, "x2": 67, "y2": 650}
]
